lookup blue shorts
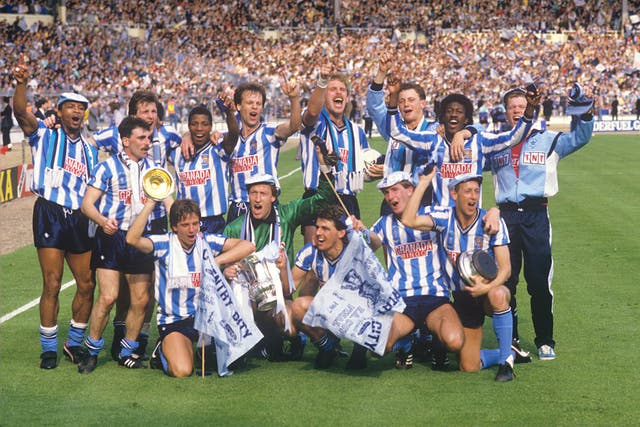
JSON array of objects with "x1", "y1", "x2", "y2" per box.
[
  {"x1": 32, "y1": 197, "x2": 91, "y2": 253},
  {"x1": 158, "y1": 317, "x2": 199, "y2": 342},
  {"x1": 402, "y1": 295, "x2": 451, "y2": 327},
  {"x1": 226, "y1": 202, "x2": 249, "y2": 225},
  {"x1": 452, "y1": 291, "x2": 487, "y2": 329},
  {"x1": 91, "y1": 228, "x2": 154, "y2": 274},
  {"x1": 147, "y1": 215, "x2": 168, "y2": 235},
  {"x1": 200, "y1": 215, "x2": 225, "y2": 234}
]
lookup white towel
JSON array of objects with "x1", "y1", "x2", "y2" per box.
[{"x1": 167, "y1": 233, "x2": 201, "y2": 289}]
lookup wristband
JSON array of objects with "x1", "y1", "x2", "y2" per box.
[{"x1": 317, "y1": 76, "x2": 328, "y2": 89}]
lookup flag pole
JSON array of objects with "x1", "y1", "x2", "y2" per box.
[
  {"x1": 320, "y1": 170, "x2": 349, "y2": 215},
  {"x1": 201, "y1": 333, "x2": 205, "y2": 379}
]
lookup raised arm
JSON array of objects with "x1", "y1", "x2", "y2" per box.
[
  {"x1": 126, "y1": 198, "x2": 156, "y2": 254},
  {"x1": 274, "y1": 72, "x2": 302, "y2": 139},
  {"x1": 302, "y1": 64, "x2": 333, "y2": 128},
  {"x1": 219, "y1": 93, "x2": 240, "y2": 155},
  {"x1": 12, "y1": 57, "x2": 38, "y2": 136},
  {"x1": 366, "y1": 52, "x2": 393, "y2": 139},
  {"x1": 400, "y1": 170, "x2": 437, "y2": 231}
]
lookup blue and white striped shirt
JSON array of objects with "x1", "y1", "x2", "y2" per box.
[
  {"x1": 28, "y1": 121, "x2": 99, "y2": 210},
  {"x1": 389, "y1": 111, "x2": 532, "y2": 207},
  {"x1": 372, "y1": 207, "x2": 449, "y2": 298},
  {"x1": 431, "y1": 207, "x2": 510, "y2": 291},
  {"x1": 229, "y1": 123, "x2": 285, "y2": 203},
  {"x1": 170, "y1": 141, "x2": 231, "y2": 217},
  {"x1": 88, "y1": 153, "x2": 155, "y2": 230},
  {"x1": 299, "y1": 108, "x2": 369, "y2": 194},
  {"x1": 150, "y1": 233, "x2": 226, "y2": 325},
  {"x1": 294, "y1": 241, "x2": 344, "y2": 287}
]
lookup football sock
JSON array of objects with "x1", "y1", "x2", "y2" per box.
[
  {"x1": 119, "y1": 338, "x2": 139, "y2": 358},
  {"x1": 392, "y1": 336, "x2": 412, "y2": 353},
  {"x1": 480, "y1": 349, "x2": 500, "y2": 368},
  {"x1": 314, "y1": 334, "x2": 335, "y2": 351},
  {"x1": 67, "y1": 320, "x2": 88, "y2": 347},
  {"x1": 39, "y1": 325, "x2": 58, "y2": 353},
  {"x1": 157, "y1": 344, "x2": 170, "y2": 376},
  {"x1": 85, "y1": 336, "x2": 104, "y2": 357},
  {"x1": 493, "y1": 308, "x2": 513, "y2": 364}
]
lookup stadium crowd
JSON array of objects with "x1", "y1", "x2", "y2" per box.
[{"x1": 1, "y1": 0, "x2": 639, "y2": 126}]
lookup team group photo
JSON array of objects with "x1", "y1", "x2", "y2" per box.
[{"x1": 1, "y1": 1, "x2": 639, "y2": 425}]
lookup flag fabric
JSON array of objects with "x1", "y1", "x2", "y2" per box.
[
  {"x1": 194, "y1": 249, "x2": 263, "y2": 376},
  {"x1": 303, "y1": 233, "x2": 406, "y2": 356}
]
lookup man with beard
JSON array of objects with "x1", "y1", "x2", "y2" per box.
[
  {"x1": 12, "y1": 61, "x2": 99, "y2": 370},
  {"x1": 170, "y1": 101, "x2": 238, "y2": 234}
]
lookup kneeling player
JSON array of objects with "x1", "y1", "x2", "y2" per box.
[
  {"x1": 126, "y1": 198, "x2": 254, "y2": 377},
  {"x1": 402, "y1": 173, "x2": 515, "y2": 381}
]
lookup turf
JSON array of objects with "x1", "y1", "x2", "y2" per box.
[{"x1": 1, "y1": 134, "x2": 638, "y2": 426}]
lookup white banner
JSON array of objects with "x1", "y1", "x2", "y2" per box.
[
  {"x1": 303, "y1": 233, "x2": 405, "y2": 356},
  {"x1": 194, "y1": 250, "x2": 263, "y2": 376}
]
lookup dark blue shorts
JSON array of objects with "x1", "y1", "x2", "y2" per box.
[
  {"x1": 402, "y1": 295, "x2": 451, "y2": 327},
  {"x1": 226, "y1": 202, "x2": 249, "y2": 225},
  {"x1": 91, "y1": 228, "x2": 154, "y2": 274},
  {"x1": 158, "y1": 317, "x2": 199, "y2": 341},
  {"x1": 147, "y1": 215, "x2": 168, "y2": 235},
  {"x1": 200, "y1": 215, "x2": 225, "y2": 234},
  {"x1": 32, "y1": 197, "x2": 91, "y2": 253},
  {"x1": 452, "y1": 291, "x2": 487, "y2": 329}
]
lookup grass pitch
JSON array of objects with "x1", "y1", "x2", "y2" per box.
[{"x1": 1, "y1": 133, "x2": 638, "y2": 426}]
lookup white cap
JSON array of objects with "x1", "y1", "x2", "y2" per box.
[
  {"x1": 377, "y1": 171, "x2": 414, "y2": 190},
  {"x1": 57, "y1": 92, "x2": 89, "y2": 109}
]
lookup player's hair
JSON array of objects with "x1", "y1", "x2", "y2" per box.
[
  {"x1": 118, "y1": 116, "x2": 151, "y2": 139},
  {"x1": 35, "y1": 98, "x2": 48, "y2": 109},
  {"x1": 188, "y1": 105, "x2": 212, "y2": 123},
  {"x1": 316, "y1": 205, "x2": 350, "y2": 244},
  {"x1": 156, "y1": 101, "x2": 165, "y2": 122},
  {"x1": 328, "y1": 74, "x2": 350, "y2": 95},
  {"x1": 439, "y1": 93, "x2": 474, "y2": 125},
  {"x1": 399, "y1": 82, "x2": 426, "y2": 100},
  {"x1": 128, "y1": 90, "x2": 159, "y2": 116},
  {"x1": 169, "y1": 199, "x2": 201, "y2": 228},
  {"x1": 234, "y1": 83, "x2": 266, "y2": 106},
  {"x1": 502, "y1": 87, "x2": 527, "y2": 108}
]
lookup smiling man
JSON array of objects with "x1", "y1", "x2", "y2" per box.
[
  {"x1": 402, "y1": 173, "x2": 515, "y2": 382},
  {"x1": 12, "y1": 62, "x2": 99, "y2": 370},
  {"x1": 170, "y1": 102, "x2": 238, "y2": 234},
  {"x1": 78, "y1": 117, "x2": 169, "y2": 373}
]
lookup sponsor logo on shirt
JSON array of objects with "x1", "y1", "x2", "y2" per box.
[
  {"x1": 339, "y1": 148, "x2": 349, "y2": 164},
  {"x1": 64, "y1": 157, "x2": 87, "y2": 177},
  {"x1": 394, "y1": 240, "x2": 433, "y2": 259},
  {"x1": 440, "y1": 162, "x2": 472, "y2": 178},
  {"x1": 191, "y1": 272, "x2": 201, "y2": 287},
  {"x1": 232, "y1": 155, "x2": 259, "y2": 172},
  {"x1": 179, "y1": 169, "x2": 211, "y2": 186},
  {"x1": 522, "y1": 151, "x2": 546, "y2": 165}
]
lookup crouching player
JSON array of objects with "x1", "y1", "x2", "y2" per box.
[
  {"x1": 126, "y1": 198, "x2": 254, "y2": 377},
  {"x1": 402, "y1": 172, "x2": 515, "y2": 381}
]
